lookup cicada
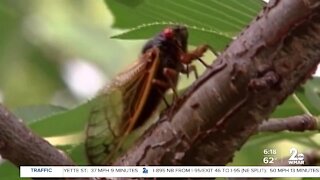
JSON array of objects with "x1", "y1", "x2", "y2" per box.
[{"x1": 85, "y1": 25, "x2": 213, "y2": 165}]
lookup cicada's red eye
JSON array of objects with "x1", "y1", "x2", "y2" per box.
[{"x1": 163, "y1": 27, "x2": 174, "y2": 39}]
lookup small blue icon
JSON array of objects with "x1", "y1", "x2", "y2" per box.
[{"x1": 142, "y1": 167, "x2": 148, "y2": 174}]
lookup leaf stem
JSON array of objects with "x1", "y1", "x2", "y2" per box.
[{"x1": 292, "y1": 93, "x2": 312, "y2": 116}]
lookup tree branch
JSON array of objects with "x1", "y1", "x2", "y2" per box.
[
  {"x1": 258, "y1": 114, "x2": 318, "y2": 132},
  {"x1": 0, "y1": 104, "x2": 74, "y2": 166},
  {"x1": 115, "y1": 0, "x2": 320, "y2": 165}
]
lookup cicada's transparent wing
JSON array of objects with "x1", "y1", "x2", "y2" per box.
[
  {"x1": 85, "y1": 86, "x2": 122, "y2": 165},
  {"x1": 85, "y1": 48, "x2": 160, "y2": 165}
]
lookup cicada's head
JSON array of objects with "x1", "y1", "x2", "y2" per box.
[
  {"x1": 161, "y1": 25, "x2": 188, "y2": 51},
  {"x1": 142, "y1": 25, "x2": 188, "y2": 53}
]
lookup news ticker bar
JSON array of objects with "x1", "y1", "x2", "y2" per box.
[{"x1": 20, "y1": 166, "x2": 320, "y2": 178}]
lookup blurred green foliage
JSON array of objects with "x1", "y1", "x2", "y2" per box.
[
  {"x1": 0, "y1": 0, "x2": 143, "y2": 108},
  {"x1": 0, "y1": 0, "x2": 319, "y2": 180}
]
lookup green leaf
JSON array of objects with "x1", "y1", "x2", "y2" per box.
[
  {"x1": 13, "y1": 105, "x2": 67, "y2": 124},
  {"x1": 304, "y1": 78, "x2": 320, "y2": 112},
  {"x1": 111, "y1": 23, "x2": 232, "y2": 50},
  {"x1": 26, "y1": 88, "x2": 179, "y2": 139},
  {"x1": 68, "y1": 143, "x2": 88, "y2": 165},
  {"x1": 272, "y1": 89, "x2": 320, "y2": 118},
  {"x1": 0, "y1": 161, "x2": 23, "y2": 180},
  {"x1": 106, "y1": 0, "x2": 264, "y2": 32},
  {"x1": 28, "y1": 99, "x2": 96, "y2": 137},
  {"x1": 105, "y1": 0, "x2": 265, "y2": 49}
]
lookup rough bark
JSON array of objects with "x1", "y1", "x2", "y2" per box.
[
  {"x1": 115, "y1": 0, "x2": 320, "y2": 165},
  {"x1": 0, "y1": 105, "x2": 74, "y2": 166}
]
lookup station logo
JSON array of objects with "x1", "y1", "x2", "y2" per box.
[{"x1": 288, "y1": 148, "x2": 304, "y2": 165}]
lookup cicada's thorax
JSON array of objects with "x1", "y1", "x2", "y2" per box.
[{"x1": 132, "y1": 26, "x2": 189, "y2": 128}]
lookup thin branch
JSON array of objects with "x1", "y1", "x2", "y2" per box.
[
  {"x1": 258, "y1": 114, "x2": 318, "y2": 132},
  {"x1": 0, "y1": 104, "x2": 74, "y2": 166}
]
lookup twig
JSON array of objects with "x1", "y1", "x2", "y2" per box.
[{"x1": 258, "y1": 114, "x2": 318, "y2": 132}]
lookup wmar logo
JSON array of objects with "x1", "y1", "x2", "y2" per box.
[{"x1": 288, "y1": 148, "x2": 304, "y2": 165}]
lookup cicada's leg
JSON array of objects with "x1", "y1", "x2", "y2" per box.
[
  {"x1": 180, "y1": 44, "x2": 219, "y2": 69},
  {"x1": 163, "y1": 67, "x2": 179, "y2": 98},
  {"x1": 181, "y1": 64, "x2": 198, "y2": 80},
  {"x1": 164, "y1": 67, "x2": 186, "y2": 103},
  {"x1": 152, "y1": 67, "x2": 180, "y2": 106},
  {"x1": 152, "y1": 79, "x2": 171, "y2": 107}
]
